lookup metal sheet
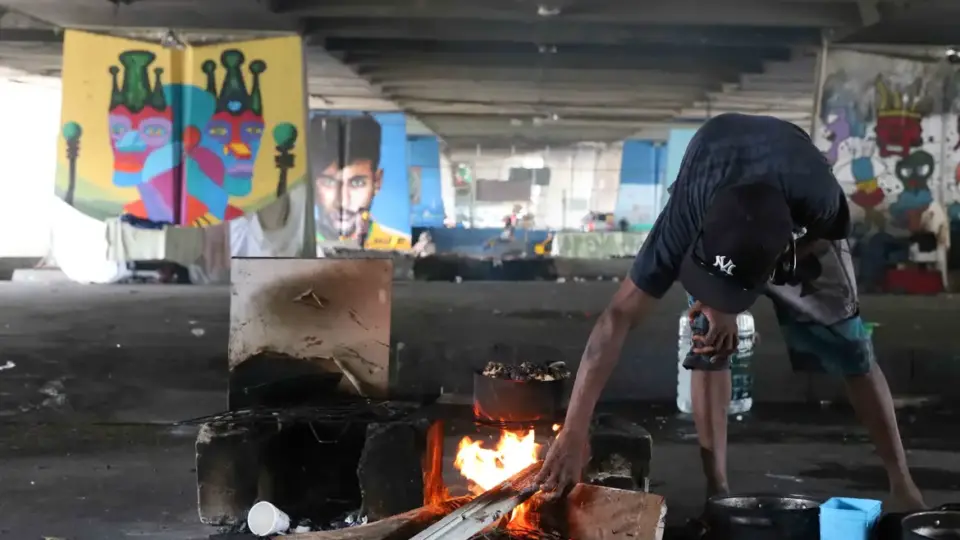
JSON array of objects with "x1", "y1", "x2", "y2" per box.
[{"x1": 229, "y1": 257, "x2": 393, "y2": 398}]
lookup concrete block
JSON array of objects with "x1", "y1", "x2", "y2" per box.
[
  {"x1": 587, "y1": 414, "x2": 653, "y2": 491},
  {"x1": 357, "y1": 420, "x2": 430, "y2": 520}
]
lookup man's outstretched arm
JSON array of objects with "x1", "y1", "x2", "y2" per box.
[
  {"x1": 563, "y1": 279, "x2": 657, "y2": 432},
  {"x1": 535, "y1": 278, "x2": 658, "y2": 495},
  {"x1": 536, "y1": 178, "x2": 694, "y2": 495}
]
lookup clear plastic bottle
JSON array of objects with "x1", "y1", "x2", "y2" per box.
[{"x1": 676, "y1": 310, "x2": 755, "y2": 415}]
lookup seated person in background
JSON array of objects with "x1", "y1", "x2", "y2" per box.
[
  {"x1": 412, "y1": 231, "x2": 437, "y2": 257},
  {"x1": 500, "y1": 216, "x2": 515, "y2": 241},
  {"x1": 534, "y1": 233, "x2": 555, "y2": 256}
]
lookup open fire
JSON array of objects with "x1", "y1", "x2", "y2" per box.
[{"x1": 454, "y1": 429, "x2": 542, "y2": 533}]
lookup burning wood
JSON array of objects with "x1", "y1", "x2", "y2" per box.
[
  {"x1": 289, "y1": 426, "x2": 665, "y2": 540},
  {"x1": 410, "y1": 461, "x2": 543, "y2": 540}
]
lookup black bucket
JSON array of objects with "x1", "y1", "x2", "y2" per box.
[
  {"x1": 704, "y1": 493, "x2": 821, "y2": 540},
  {"x1": 472, "y1": 372, "x2": 563, "y2": 424}
]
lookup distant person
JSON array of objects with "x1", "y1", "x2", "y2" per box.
[
  {"x1": 618, "y1": 218, "x2": 630, "y2": 232},
  {"x1": 412, "y1": 231, "x2": 436, "y2": 257},
  {"x1": 534, "y1": 232, "x2": 554, "y2": 256},
  {"x1": 500, "y1": 216, "x2": 515, "y2": 241}
]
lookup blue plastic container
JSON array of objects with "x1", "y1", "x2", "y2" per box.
[{"x1": 819, "y1": 497, "x2": 882, "y2": 540}]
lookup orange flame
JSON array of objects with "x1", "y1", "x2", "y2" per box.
[{"x1": 454, "y1": 430, "x2": 541, "y2": 529}]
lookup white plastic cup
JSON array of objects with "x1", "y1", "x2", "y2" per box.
[{"x1": 248, "y1": 501, "x2": 291, "y2": 537}]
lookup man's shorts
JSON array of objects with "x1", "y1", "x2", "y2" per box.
[{"x1": 684, "y1": 239, "x2": 874, "y2": 376}]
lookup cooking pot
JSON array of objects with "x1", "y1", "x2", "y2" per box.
[
  {"x1": 472, "y1": 372, "x2": 563, "y2": 424},
  {"x1": 704, "y1": 493, "x2": 822, "y2": 540},
  {"x1": 902, "y1": 504, "x2": 960, "y2": 540}
]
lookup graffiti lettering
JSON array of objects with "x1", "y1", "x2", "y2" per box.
[{"x1": 553, "y1": 232, "x2": 648, "y2": 259}]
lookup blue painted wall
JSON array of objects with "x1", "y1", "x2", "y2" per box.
[
  {"x1": 408, "y1": 135, "x2": 446, "y2": 227},
  {"x1": 665, "y1": 128, "x2": 698, "y2": 188},
  {"x1": 615, "y1": 140, "x2": 666, "y2": 230}
]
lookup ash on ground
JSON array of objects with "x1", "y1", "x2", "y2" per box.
[{"x1": 481, "y1": 361, "x2": 571, "y2": 382}]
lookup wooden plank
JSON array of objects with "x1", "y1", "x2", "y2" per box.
[{"x1": 560, "y1": 484, "x2": 667, "y2": 540}]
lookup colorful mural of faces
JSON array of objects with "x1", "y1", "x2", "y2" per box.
[
  {"x1": 56, "y1": 31, "x2": 307, "y2": 226},
  {"x1": 107, "y1": 51, "x2": 178, "y2": 222},
  {"x1": 814, "y1": 53, "x2": 954, "y2": 239},
  {"x1": 111, "y1": 50, "x2": 269, "y2": 224}
]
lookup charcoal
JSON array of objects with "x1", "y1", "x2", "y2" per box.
[{"x1": 480, "y1": 361, "x2": 571, "y2": 382}]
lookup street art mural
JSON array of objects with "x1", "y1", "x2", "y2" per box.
[
  {"x1": 309, "y1": 112, "x2": 412, "y2": 250},
  {"x1": 56, "y1": 30, "x2": 307, "y2": 226},
  {"x1": 813, "y1": 48, "x2": 959, "y2": 290}
]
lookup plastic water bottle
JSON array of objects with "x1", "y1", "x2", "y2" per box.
[{"x1": 676, "y1": 310, "x2": 755, "y2": 415}]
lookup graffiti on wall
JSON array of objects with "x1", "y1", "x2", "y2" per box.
[
  {"x1": 309, "y1": 112, "x2": 412, "y2": 250},
  {"x1": 552, "y1": 231, "x2": 649, "y2": 259},
  {"x1": 813, "y1": 50, "x2": 960, "y2": 242},
  {"x1": 57, "y1": 30, "x2": 307, "y2": 226}
]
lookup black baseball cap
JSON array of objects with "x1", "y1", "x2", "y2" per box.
[{"x1": 679, "y1": 182, "x2": 793, "y2": 314}]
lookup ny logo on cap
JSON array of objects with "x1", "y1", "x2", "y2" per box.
[{"x1": 714, "y1": 256, "x2": 736, "y2": 276}]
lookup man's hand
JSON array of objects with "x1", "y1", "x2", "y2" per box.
[
  {"x1": 688, "y1": 300, "x2": 739, "y2": 357},
  {"x1": 535, "y1": 427, "x2": 590, "y2": 500}
]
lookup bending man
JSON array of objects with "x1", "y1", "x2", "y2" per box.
[{"x1": 535, "y1": 113, "x2": 925, "y2": 512}]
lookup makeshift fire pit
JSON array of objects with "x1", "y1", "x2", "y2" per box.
[
  {"x1": 282, "y1": 426, "x2": 665, "y2": 540},
  {"x1": 200, "y1": 258, "x2": 662, "y2": 539}
]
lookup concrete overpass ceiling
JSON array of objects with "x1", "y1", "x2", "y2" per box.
[
  {"x1": 288, "y1": 0, "x2": 872, "y2": 148},
  {"x1": 0, "y1": 0, "x2": 945, "y2": 149},
  {"x1": 837, "y1": 0, "x2": 960, "y2": 45}
]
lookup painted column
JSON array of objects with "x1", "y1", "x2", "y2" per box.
[
  {"x1": 615, "y1": 140, "x2": 665, "y2": 230},
  {"x1": 408, "y1": 135, "x2": 445, "y2": 227},
  {"x1": 56, "y1": 30, "x2": 308, "y2": 227}
]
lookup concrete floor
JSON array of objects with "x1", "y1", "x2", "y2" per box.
[{"x1": 1, "y1": 283, "x2": 960, "y2": 539}]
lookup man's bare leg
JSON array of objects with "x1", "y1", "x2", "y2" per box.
[
  {"x1": 691, "y1": 369, "x2": 732, "y2": 499},
  {"x1": 843, "y1": 363, "x2": 925, "y2": 511}
]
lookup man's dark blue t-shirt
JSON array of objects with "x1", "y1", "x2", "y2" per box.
[{"x1": 629, "y1": 113, "x2": 850, "y2": 298}]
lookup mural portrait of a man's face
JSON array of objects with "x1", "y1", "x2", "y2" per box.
[{"x1": 311, "y1": 115, "x2": 383, "y2": 240}]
